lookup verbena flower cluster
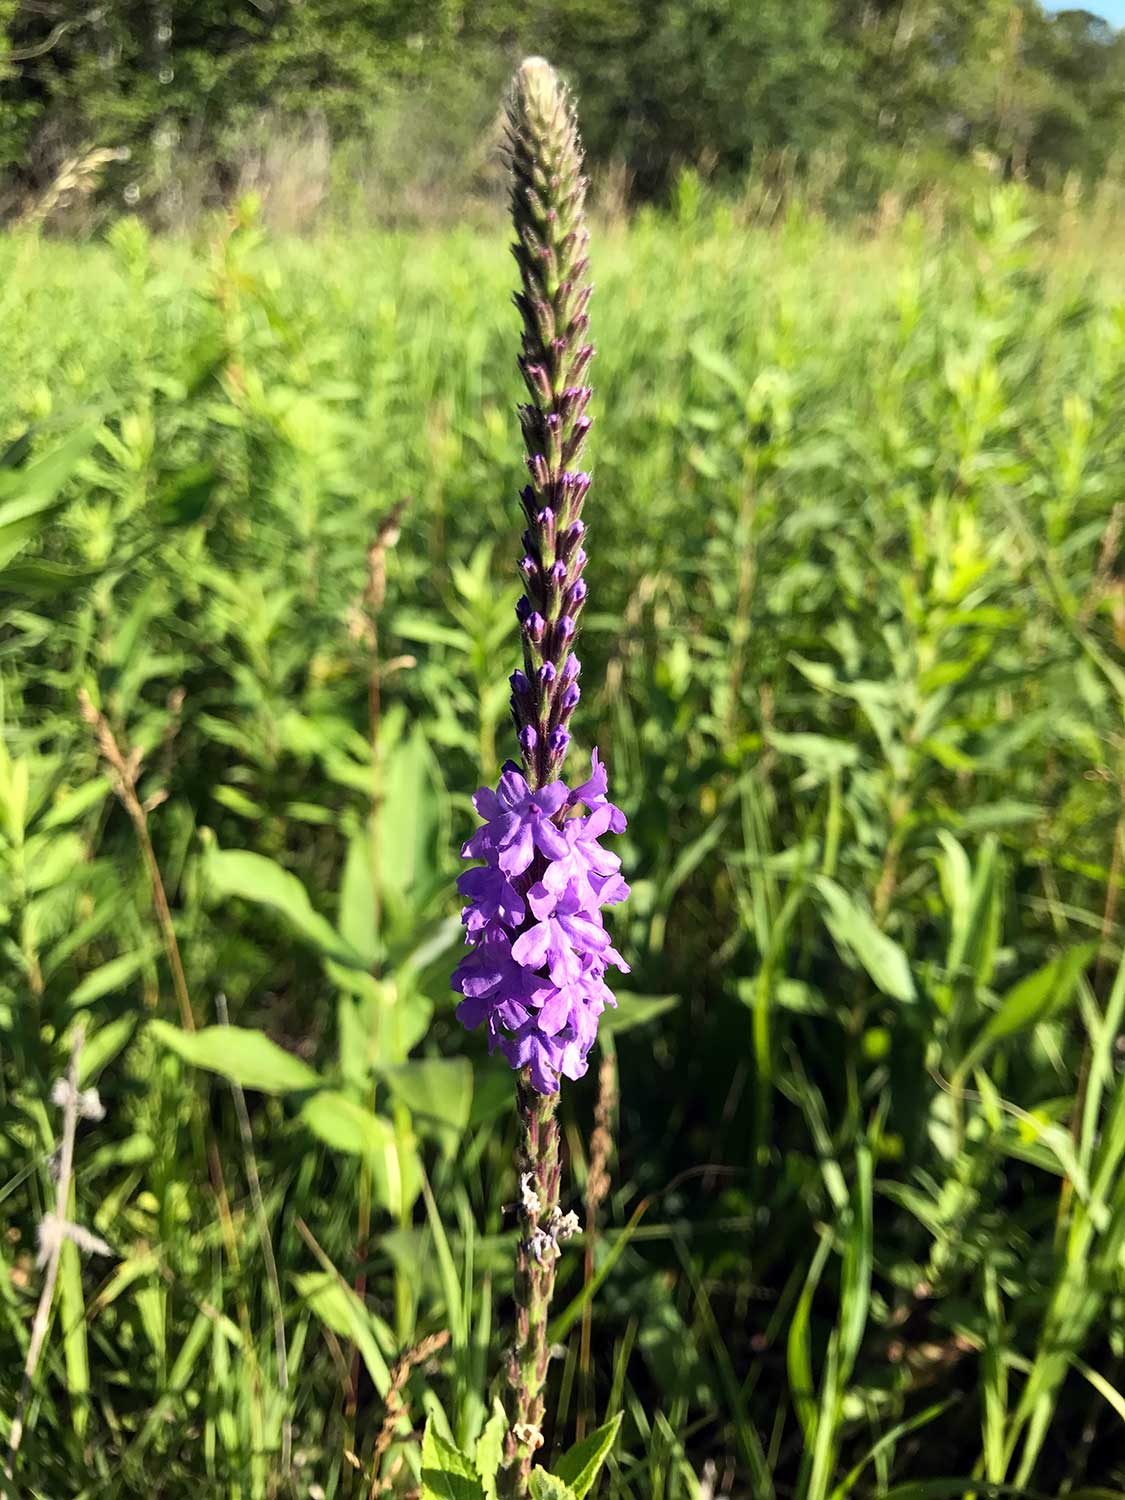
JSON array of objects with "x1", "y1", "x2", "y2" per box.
[{"x1": 454, "y1": 750, "x2": 629, "y2": 1094}]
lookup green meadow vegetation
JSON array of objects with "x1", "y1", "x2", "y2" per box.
[{"x1": 1, "y1": 188, "x2": 1125, "y2": 1497}]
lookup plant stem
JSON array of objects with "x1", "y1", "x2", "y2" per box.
[{"x1": 500, "y1": 1071, "x2": 561, "y2": 1497}]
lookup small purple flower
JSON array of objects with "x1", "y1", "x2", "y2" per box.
[
  {"x1": 462, "y1": 762, "x2": 570, "y2": 876},
  {"x1": 568, "y1": 748, "x2": 627, "y2": 833},
  {"x1": 457, "y1": 863, "x2": 525, "y2": 934}
]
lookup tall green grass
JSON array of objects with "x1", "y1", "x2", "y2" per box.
[{"x1": 1, "y1": 188, "x2": 1123, "y2": 1497}]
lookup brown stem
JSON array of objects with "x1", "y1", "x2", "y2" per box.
[{"x1": 79, "y1": 690, "x2": 195, "y2": 1033}]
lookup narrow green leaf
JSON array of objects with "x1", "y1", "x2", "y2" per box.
[
  {"x1": 68, "y1": 950, "x2": 152, "y2": 1010},
  {"x1": 292, "y1": 1270, "x2": 391, "y2": 1397},
  {"x1": 204, "y1": 847, "x2": 369, "y2": 970},
  {"x1": 964, "y1": 943, "x2": 1097, "y2": 1071},
  {"x1": 58, "y1": 1236, "x2": 90, "y2": 1439},
  {"x1": 475, "y1": 1399, "x2": 507, "y2": 1499},
  {"x1": 554, "y1": 1412, "x2": 623, "y2": 1498},
  {"x1": 815, "y1": 876, "x2": 915, "y2": 1003}
]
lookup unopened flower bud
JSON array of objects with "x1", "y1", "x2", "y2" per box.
[{"x1": 527, "y1": 453, "x2": 550, "y2": 489}]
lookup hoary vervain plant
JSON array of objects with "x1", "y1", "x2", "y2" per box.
[{"x1": 451, "y1": 58, "x2": 628, "y2": 1494}]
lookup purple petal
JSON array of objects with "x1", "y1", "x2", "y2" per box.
[
  {"x1": 497, "y1": 822, "x2": 535, "y2": 877},
  {"x1": 533, "y1": 783, "x2": 570, "y2": 817},
  {"x1": 511, "y1": 921, "x2": 552, "y2": 970},
  {"x1": 532, "y1": 818, "x2": 570, "y2": 861},
  {"x1": 472, "y1": 786, "x2": 501, "y2": 819},
  {"x1": 527, "y1": 881, "x2": 557, "y2": 921}
]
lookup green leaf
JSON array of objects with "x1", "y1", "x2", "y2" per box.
[
  {"x1": 58, "y1": 1236, "x2": 91, "y2": 1439},
  {"x1": 148, "y1": 1020, "x2": 320, "y2": 1094},
  {"x1": 0, "y1": 426, "x2": 97, "y2": 567},
  {"x1": 37, "y1": 776, "x2": 111, "y2": 831},
  {"x1": 963, "y1": 943, "x2": 1096, "y2": 1072},
  {"x1": 554, "y1": 1412, "x2": 623, "y2": 1498},
  {"x1": 77, "y1": 1015, "x2": 136, "y2": 1084},
  {"x1": 767, "y1": 731, "x2": 860, "y2": 773},
  {"x1": 292, "y1": 1270, "x2": 391, "y2": 1397},
  {"x1": 814, "y1": 876, "x2": 915, "y2": 1003},
  {"x1": 529, "y1": 1474, "x2": 578, "y2": 1500},
  {"x1": 421, "y1": 1419, "x2": 485, "y2": 1500},
  {"x1": 379, "y1": 1058, "x2": 472, "y2": 1152},
  {"x1": 204, "y1": 847, "x2": 369, "y2": 970},
  {"x1": 299, "y1": 1092, "x2": 416, "y2": 1217},
  {"x1": 299, "y1": 1090, "x2": 391, "y2": 1155},
  {"x1": 339, "y1": 825, "x2": 380, "y2": 967},
  {"x1": 380, "y1": 726, "x2": 442, "y2": 899},
  {"x1": 599, "y1": 992, "x2": 680, "y2": 1036},
  {"x1": 68, "y1": 950, "x2": 152, "y2": 1010},
  {"x1": 475, "y1": 1399, "x2": 507, "y2": 1498}
]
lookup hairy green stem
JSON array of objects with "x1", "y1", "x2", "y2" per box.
[{"x1": 499, "y1": 1072, "x2": 562, "y2": 1495}]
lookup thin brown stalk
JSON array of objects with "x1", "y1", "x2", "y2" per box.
[
  {"x1": 367, "y1": 1330, "x2": 451, "y2": 1497},
  {"x1": 78, "y1": 689, "x2": 196, "y2": 1033}
]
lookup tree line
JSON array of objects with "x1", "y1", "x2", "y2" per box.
[{"x1": 1, "y1": 0, "x2": 1123, "y2": 219}]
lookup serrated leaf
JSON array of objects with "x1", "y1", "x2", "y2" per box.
[
  {"x1": 148, "y1": 1020, "x2": 320, "y2": 1093},
  {"x1": 529, "y1": 1473, "x2": 577, "y2": 1500},
  {"x1": 554, "y1": 1412, "x2": 623, "y2": 1498},
  {"x1": 421, "y1": 1419, "x2": 484, "y2": 1500}
]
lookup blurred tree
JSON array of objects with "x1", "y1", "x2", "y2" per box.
[{"x1": 0, "y1": 0, "x2": 1122, "y2": 211}]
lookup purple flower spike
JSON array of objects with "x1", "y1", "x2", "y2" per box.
[
  {"x1": 467, "y1": 56, "x2": 628, "y2": 1483},
  {"x1": 453, "y1": 748, "x2": 629, "y2": 1090}
]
